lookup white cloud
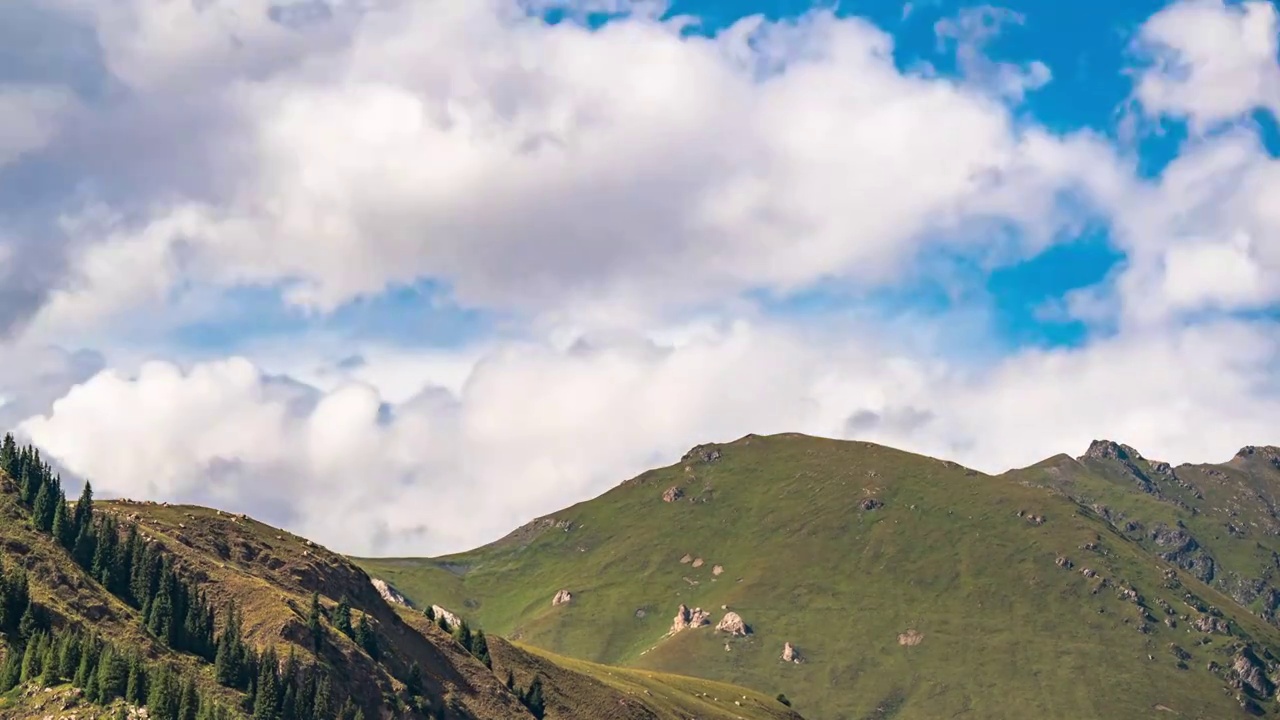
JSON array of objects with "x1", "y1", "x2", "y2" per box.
[
  {"x1": 18, "y1": 318, "x2": 1280, "y2": 555},
  {"x1": 0, "y1": 85, "x2": 75, "y2": 167},
  {"x1": 1132, "y1": 0, "x2": 1280, "y2": 129},
  {"x1": 25, "y1": 0, "x2": 1125, "y2": 335}
]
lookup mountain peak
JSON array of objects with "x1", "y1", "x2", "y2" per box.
[
  {"x1": 1081, "y1": 439, "x2": 1144, "y2": 463},
  {"x1": 1236, "y1": 445, "x2": 1280, "y2": 462}
]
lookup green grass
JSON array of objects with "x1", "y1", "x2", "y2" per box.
[{"x1": 357, "y1": 433, "x2": 1280, "y2": 719}]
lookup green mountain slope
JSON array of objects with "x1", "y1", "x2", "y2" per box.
[
  {"x1": 358, "y1": 433, "x2": 1280, "y2": 720},
  {"x1": 1006, "y1": 441, "x2": 1280, "y2": 629},
  {"x1": 0, "y1": 436, "x2": 792, "y2": 720}
]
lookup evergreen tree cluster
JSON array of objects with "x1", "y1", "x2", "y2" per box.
[
  {"x1": 502, "y1": 671, "x2": 545, "y2": 720},
  {"x1": 0, "y1": 625, "x2": 235, "y2": 719},
  {"x1": 447, "y1": 615, "x2": 491, "y2": 669},
  {"x1": 0, "y1": 436, "x2": 366, "y2": 719}
]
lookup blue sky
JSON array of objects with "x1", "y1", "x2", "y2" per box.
[{"x1": 4, "y1": 0, "x2": 1280, "y2": 554}]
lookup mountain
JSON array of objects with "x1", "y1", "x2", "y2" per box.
[
  {"x1": 0, "y1": 437, "x2": 799, "y2": 720},
  {"x1": 357, "y1": 433, "x2": 1280, "y2": 720}
]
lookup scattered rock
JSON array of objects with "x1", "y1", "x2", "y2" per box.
[
  {"x1": 1081, "y1": 568, "x2": 1097, "y2": 578},
  {"x1": 680, "y1": 553, "x2": 693, "y2": 564},
  {"x1": 1169, "y1": 644, "x2": 1191, "y2": 661},
  {"x1": 1192, "y1": 615, "x2": 1229, "y2": 634},
  {"x1": 663, "y1": 486, "x2": 685, "y2": 503},
  {"x1": 1055, "y1": 556, "x2": 1073, "y2": 569},
  {"x1": 670, "y1": 604, "x2": 712, "y2": 634},
  {"x1": 1026, "y1": 514, "x2": 1045, "y2": 526},
  {"x1": 782, "y1": 642, "x2": 803, "y2": 664},
  {"x1": 712, "y1": 565, "x2": 724, "y2": 576},
  {"x1": 898, "y1": 629, "x2": 924, "y2": 646},
  {"x1": 370, "y1": 578, "x2": 412, "y2": 607},
  {"x1": 716, "y1": 611, "x2": 750, "y2": 636},
  {"x1": 692, "y1": 558, "x2": 705, "y2": 568},
  {"x1": 635, "y1": 608, "x2": 647, "y2": 618},
  {"x1": 859, "y1": 497, "x2": 884, "y2": 511},
  {"x1": 552, "y1": 589, "x2": 574, "y2": 606}
]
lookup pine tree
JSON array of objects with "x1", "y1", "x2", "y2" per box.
[
  {"x1": 73, "y1": 520, "x2": 96, "y2": 570},
  {"x1": 472, "y1": 629, "x2": 491, "y2": 668},
  {"x1": 0, "y1": 433, "x2": 17, "y2": 477},
  {"x1": 354, "y1": 615, "x2": 377, "y2": 659},
  {"x1": 32, "y1": 481, "x2": 55, "y2": 532},
  {"x1": 406, "y1": 661, "x2": 423, "y2": 697},
  {"x1": 72, "y1": 480, "x2": 94, "y2": 536},
  {"x1": 20, "y1": 631, "x2": 44, "y2": 683},
  {"x1": 424, "y1": 605, "x2": 435, "y2": 621},
  {"x1": 147, "y1": 664, "x2": 179, "y2": 720},
  {"x1": 254, "y1": 647, "x2": 281, "y2": 720},
  {"x1": 522, "y1": 676, "x2": 546, "y2": 719},
  {"x1": 39, "y1": 634, "x2": 60, "y2": 686},
  {"x1": 334, "y1": 599, "x2": 353, "y2": 638},
  {"x1": 97, "y1": 645, "x2": 128, "y2": 702},
  {"x1": 74, "y1": 636, "x2": 99, "y2": 688},
  {"x1": 52, "y1": 498, "x2": 70, "y2": 548},
  {"x1": 452, "y1": 618, "x2": 473, "y2": 653},
  {"x1": 18, "y1": 600, "x2": 41, "y2": 641},
  {"x1": 307, "y1": 592, "x2": 323, "y2": 651},
  {"x1": 179, "y1": 675, "x2": 200, "y2": 720},
  {"x1": 312, "y1": 674, "x2": 333, "y2": 720},
  {"x1": 127, "y1": 653, "x2": 148, "y2": 704},
  {"x1": 0, "y1": 644, "x2": 22, "y2": 692},
  {"x1": 57, "y1": 631, "x2": 82, "y2": 679}
]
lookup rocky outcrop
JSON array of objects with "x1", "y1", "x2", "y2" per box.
[
  {"x1": 662, "y1": 486, "x2": 685, "y2": 503},
  {"x1": 691, "y1": 558, "x2": 705, "y2": 568},
  {"x1": 859, "y1": 497, "x2": 884, "y2": 511},
  {"x1": 682, "y1": 444, "x2": 723, "y2": 464},
  {"x1": 1233, "y1": 647, "x2": 1274, "y2": 698},
  {"x1": 1193, "y1": 615, "x2": 1229, "y2": 634},
  {"x1": 552, "y1": 589, "x2": 573, "y2": 606},
  {"x1": 897, "y1": 629, "x2": 924, "y2": 646},
  {"x1": 371, "y1": 578, "x2": 411, "y2": 607},
  {"x1": 670, "y1": 604, "x2": 711, "y2": 633},
  {"x1": 1055, "y1": 556, "x2": 1073, "y2": 569},
  {"x1": 1150, "y1": 524, "x2": 1216, "y2": 583},
  {"x1": 712, "y1": 564, "x2": 724, "y2": 576},
  {"x1": 432, "y1": 605, "x2": 462, "y2": 629},
  {"x1": 715, "y1": 611, "x2": 749, "y2": 636},
  {"x1": 781, "y1": 642, "x2": 802, "y2": 663}
]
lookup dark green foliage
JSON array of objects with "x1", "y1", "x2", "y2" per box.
[
  {"x1": 504, "y1": 669, "x2": 515, "y2": 691},
  {"x1": 776, "y1": 693, "x2": 791, "y2": 707},
  {"x1": 451, "y1": 619, "x2": 472, "y2": 653},
  {"x1": 179, "y1": 675, "x2": 201, "y2": 720},
  {"x1": 253, "y1": 646, "x2": 281, "y2": 720},
  {"x1": 334, "y1": 599, "x2": 353, "y2": 638},
  {"x1": 520, "y1": 675, "x2": 546, "y2": 719},
  {"x1": 472, "y1": 629, "x2": 491, "y2": 668},
  {"x1": 406, "y1": 661, "x2": 423, "y2": 696},
  {"x1": 307, "y1": 592, "x2": 323, "y2": 651},
  {"x1": 0, "y1": 643, "x2": 22, "y2": 691},
  {"x1": 148, "y1": 663, "x2": 181, "y2": 720},
  {"x1": 127, "y1": 653, "x2": 149, "y2": 704},
  {"x1": 354, "y1": 615, "x2": 378, "y2": 659},
  {"x1": 424, "y1": 605, "x2": 435, "y2": 621}
]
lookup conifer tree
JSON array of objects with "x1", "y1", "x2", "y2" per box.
[
  {"x1": 74, "y1": 636, "x2": 99, "y2": 688},
  {"x1": 0, "y1": 433, "x2": 18, "y2": 477},
  {"x1": 39, "y1": 634, "x2": 60, "y2": 686},
  {"x1": 20, "y1": 631, "x2": 44, "y2": 683},
  {"x1": 72, "y1": 480, "x2": 94, "y2": 536},
  {"x1": 406, "y1": 661, "x2": 423, "y2": 697},
  {"x1": 57, "y1": 631, "x2": 82, "y2": 680},
  {"x1": 334, "y1": 599, "x2": 353, "y2": 638},
  {"x1": 522, "y1": 676, "x2": 546, "y2": 719},
  {"x1": 452, "y1": 618, "x2": 473, "y2": 653},
  {"x1": 18, "y1": 600, "x2": 41, "y2": 641},
  {"x1": 97, "y1": 645, "x2": 128, "y2": 702},
  {"x1": 254, "y1": 646, "x2": 281, "y2": 720},
  {"x1": 424, "y1": 605, "x2": 435, "y2": 621},
  {"x1": 354, "y1": 615, "x2": 378, "y2": 659},
  {"x1": 147, "y1": 664, "x2": 180, "y2": 720},
  {"x1": 312, "y1": 674, "x2": 333, "y2": 720},
  {"x1": 179, "y1": 675, "x2": 200, "y2": 720},
  {"x1": 127, "y1": 653, "x2": 148, "y2": 704},
  {"x1": 32, "y1": 480, "x2": 55, "y2": 532},
  {"x1": 472, "y1": 629, "x2": 491, "y2": 668},
  {"x1": 307, "y1": 592, "x2": 323, "y2": 651},
  {"x1": 0, "y1": 645, "x2": 22, "y2": 692},
  {"x1": 52, "y1": 497, "x2": 71, "y2": 548}
]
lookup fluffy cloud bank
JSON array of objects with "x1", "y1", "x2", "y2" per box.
[{"x1": 20, "y1": 318, "x2": 1280, "y2": 555}]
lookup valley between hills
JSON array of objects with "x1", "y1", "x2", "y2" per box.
[{"x1": 4, "y1": 432, "x2": 1280, "y2": 719}]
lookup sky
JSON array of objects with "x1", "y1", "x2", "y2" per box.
[{"x1": 2, "y1": 0, "x2": 1280, "y2": 556}]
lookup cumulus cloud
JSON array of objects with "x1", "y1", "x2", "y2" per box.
[
  {"x1": 19, "y1": 318, "x2": 1280, "y2": 555},
  {"x1": 1132, "y1": 0, "x2": 1280, "y2": 130},
  {"x1": 20, "y1": 0, "x2": 1128, "y2": 335}
]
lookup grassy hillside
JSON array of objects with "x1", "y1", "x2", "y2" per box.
[
  {"x1": 0, "y1": 437, "x2": 790, "y2": 720},
  {"x1": 358, "y1": 433, "x2": 1280, "y2": 720},
  {"x1": 1007, "y1": 441, "x2": 1280, "y2": 627}
]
